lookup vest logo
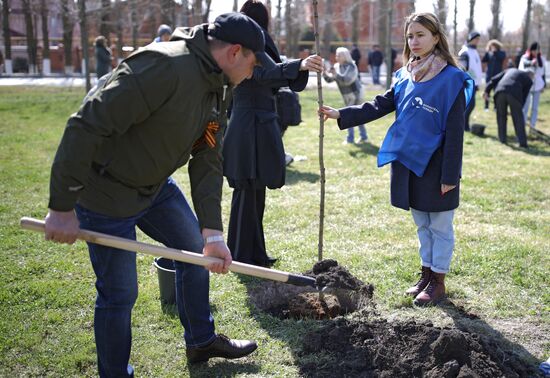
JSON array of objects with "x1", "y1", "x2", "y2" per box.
[
  {"x1": 412, "y1": 97, "x2": 424, "y2": 108},
  {"x1": 410, "y1": 96, "x2": 440, "y2": 114}
]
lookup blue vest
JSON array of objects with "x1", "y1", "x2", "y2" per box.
[{"x1": 378, "y1": 65, "x2": 474, "y2": 177}]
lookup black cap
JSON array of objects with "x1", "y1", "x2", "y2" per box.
[
  {"x1": 467, "y1": 31, "x2": 480, "y2": 42},
  {"x1": 208, "y1": 12, "x2": 276, "y2": 69}
]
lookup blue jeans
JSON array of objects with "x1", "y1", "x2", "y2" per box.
[
  {"x1": 411, "y1": 209, "x2": 455, "y2": 274},
  {"x1": 371, "y1": 65, "x2": 381, "y2": 84},
  {"x1": 76, "y1": 177, "x2": 215, "y2": 377},
  {"x1": 523, "y1": 90, "x2": 541, "y2": 128}
]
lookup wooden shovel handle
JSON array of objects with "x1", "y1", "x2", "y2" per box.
[{"x1": 20, "y1": 217, "x2": 316, "y2": 287}]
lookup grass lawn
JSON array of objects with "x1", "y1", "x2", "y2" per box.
[{"x1": 0, "y1": 85, "x2": 548, "y2": 377}]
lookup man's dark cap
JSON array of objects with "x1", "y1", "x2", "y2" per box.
[
  {"x1": 208, "y1": 12, "x2": 276, "y2": 69},
  {"x1": 467, "y1": 31, "x2": 480, "y2": 42}
]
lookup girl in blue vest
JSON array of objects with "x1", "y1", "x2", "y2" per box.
[{"x1": 320, "y1": 12, "x2": 473, "y2": 306}]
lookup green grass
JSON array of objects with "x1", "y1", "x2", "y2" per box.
[{"x1": 0, "y1": 85, "x2": 548, "y2": 376}]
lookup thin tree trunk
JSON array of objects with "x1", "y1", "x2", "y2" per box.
[
  {"x1": 378, "y1": 0, "x2": 388, "y2": 49},
  {"x1": 40, "y1": 0, "x2": 50, "y2": 74},
  {"x1": 79, "y1": 0, "x2": 90, "y2": 91},
  {"x1": 522, "y1": 0, "x2": 533, "y2": 51},
  {"x1": 385, "y1": 0, "x2": 393, "y2": 89},
  {"x1": 3, "y1": 0, "x2": 13, "y2": 74},
  {"x1": 192, "y1": 0, "x2": 202, "y2": 26},
  {"x1": 233, "y1": 0, "x2": 238, "y2": 12},
  {"x1": 351, "y1": 0, "x2": 360, "y2": 44},
  {"x1": 202, "y1": 0, "x2": 212, "y2": 23},
  {"x1": 115, "y1": 0, "x2": 124, "y2": 63},
  {"x1": 61, "y1": 0, "x2": 74, "y2": 74},
  {"x1": 100, "y1": 0, "x2": 110, "y2": 38},
  {"x1": 321, "y1": 0, "x2": 333, "y2": 57},
  {"x1": 275, "y1": 0, "x2": 282, "y2": 48},
  {"x1": 22, "y1": 0, "x2": 37, "y2": 73},
  {"x1": 130, "y1": 0, "x2": 138, "y2": 49},
  {"x1": 312, "y1": 0, "x2": 325, "y2": 263},
  {"x1": 489, "y1": 0, "x2": 501, "y2": 39},
  {"x1": 453, "y1": 0, "x2": 458, "y2": 54},
  {"x1": 435, "y1": 0, "x2": 447, "y2": 29},
  {"x1": 468, "y1": 0, "x2": 475, "y2": 32}
]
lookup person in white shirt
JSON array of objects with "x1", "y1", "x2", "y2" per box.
[{"x1": 458, "y1": 31, "x2": 482, "y2": 131}]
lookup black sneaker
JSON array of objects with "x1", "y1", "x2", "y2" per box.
[{"x1": 186, "y1": 334, "x2": 257, "y2": 364}]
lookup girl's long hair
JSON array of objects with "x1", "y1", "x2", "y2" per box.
[{"x1": 402, "y1": 12, "x2": 458, "y2": 68}]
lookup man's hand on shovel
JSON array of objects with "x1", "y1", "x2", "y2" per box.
[
  {"x1": 45, "y1": 209, "x2": 79, "y2": 244},
  {"x1": 202, "y1": 229, "x2": 232, "y2": 274}
]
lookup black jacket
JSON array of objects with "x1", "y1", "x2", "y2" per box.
[
  {"x1": 338, "y1": 85, "x2": 466, "y2": 212},
  {"x1": 223, "y1": 32, "x2": 308, "y2": 189},
  {"x1": 484, "y1": 68, "x2": 533, "y2": 105}
]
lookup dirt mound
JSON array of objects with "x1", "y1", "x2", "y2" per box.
[
  {"x1": 247, "y1": 259, "x2": 373, "y2": 319},
  {"x1": 298, "y1": 316, "x2": 541, "y2": 377}
]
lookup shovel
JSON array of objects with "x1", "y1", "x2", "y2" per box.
[{"x1": 20, "y1": 217, "x2": 319, "y2": 289}]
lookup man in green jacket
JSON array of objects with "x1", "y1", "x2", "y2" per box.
[{"x1": 44, "y1": 13, "x2": 271, "y2": 376}]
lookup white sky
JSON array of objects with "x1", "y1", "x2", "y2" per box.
[{"x1": 208, "y1": 0, "x2": 532, "y2": 33}]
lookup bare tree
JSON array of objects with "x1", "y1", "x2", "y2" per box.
[
  {"x1": 453, "y1": 0, "x2": 458, "y2": 53},
  {"x1": 275, "y1": 0, "x2": 282, "y2": 48},
  {"x1": 321, "y1": 0, "x2": 333, "y2": 57},
  {"x1": 2, "y1": 0, "x2": 13, "y2": 74},
  {"x1": 489, "y1": 0, "x2": 501, "y2": 40},
  {"x1": 100, "y1": 0, "x2": 110, "y2": 38},
  {"x1": 78, "y1": 0, "x2": 90, "y2": 91},
  {"x1": 385, "y1": 0, "x2": 393, "y2": 89},
  {"x1": 61, "y1": 0, "x2": 75, "y2": 74},
  {"x1": 522, "y1": 0, "x2": 533, "y2": 51},
  {"x1": 378, "y1": 0, "x2": 388, "y2": 50},
  {"x1": 467, "y1": 0, "x2": 475, "y2": 32},
  {"x1": 191, "y1": 0, "x2": 201, "y2": 26},
  {"x1": 434, "y1": 0, "x2": 447, "y2": 29},
  {"x1": 233, "y1": 0, "x2": 238, "y2": 12},
  {"x1": 351, "y1": 0, "x2": 360, "y2": 45},
  {"x1": 21, "y1": 0, "x2": 37, "y2": 73},
  {"x1": 202, "y1": 0, "x2": 212, "y2": 23},
  {"x1": 40, "y1": 0, "x2": 50, "y2": 74},
  {"x1": 114, "y1": 0, "x2": 124, "y2": 61},
  {"x1": 130, "y1": 0, "x2": 138, "y2": 49}
]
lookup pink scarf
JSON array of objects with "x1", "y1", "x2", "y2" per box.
[{"x1": 406, "y1": 50, "x2": 448, "y2": 82}]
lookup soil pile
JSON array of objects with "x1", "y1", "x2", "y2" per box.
[
  {"x1": 298, "y1": 316, "x2": 541, "y2": 377},
  {"x1": 247, "y1": 259, "x2": 373, "y2": 319}
]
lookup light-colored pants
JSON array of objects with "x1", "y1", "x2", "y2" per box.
[
  {"x1": 523, "y1": 90, "x2": 541, "y2": 128},
  {"x1": 342, "y1": 91, "x2": 367, "y2": 142},
  {"x1": 411, "y1": 208, "x2": 455, "y2": 274}
]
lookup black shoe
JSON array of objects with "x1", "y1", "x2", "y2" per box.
[
  {"x1": 186, "y1": 334, "x2": 257, "y2": 364},
  {"x1": 266, "y1": 255, "x2": 278, "y2": 266}
]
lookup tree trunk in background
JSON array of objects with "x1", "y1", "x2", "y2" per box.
[
  {"x1": 378, "y1": 0, "x2": 388, "y2": 50},
  {"x1": 61, "y1": 0, "x2": 74, "y2": 74},
  {"x1": 233, "y1": 0, "x2": 238, "y2": 12},
  {"x1": 115, "y1": 0, "x2": 124, "y2": 62},
  {"x1": 40, "y1": 0, "x2": 50, "y2": 74},
  {"x1": 453, "y1": 0, "x2": 458, "y2": 54},
  {"x1": 321, "y1": 0, "x2": 333, "y2": 57},
  {"x1": 78, "y1": 0, "x2": 90, "y2": 91},
  {"x1": 275, "y1": 0, "x2": 282, "y2": 49},
  {"x1": 351, "y1": 0, "x2": 360, "y2": 44},
  {"x1": 191, "y1": 0, "x2": 202, "y2": 26},
  {"x1": 22, "y1": 0, "x2": 37, "y2": 73},
  {"x1": 521, "y1": 0, "x2": 532, "y2": 51},
  {"x1": 385, "y1": 0, "x2": 393, "y2": 89},
  {"x1": 435, "y1": 0, "x2": 447, "y2": 30},
  {"x1": 130, "y1": 0, "x2": 138, "y2": 49},
  {"x1": 160, "y1": 0, "x2": 175, "y2": 26},
  {"x1": 181, "y1": 0, "x2": 191, "y2": 27},
  {"x1": 408, "y1": 0, "x2": 415, "y2": 13},
  {"x1": 202, "y1": 0, "x2": 212, "y2": 23},
  {"x1": 489, "y1": 0, "x2": 501, "y2": 40},
  {"x1": 3, "y1": 0, "x2": 13, "y2": 74},
  {"x1": 100, "y1": 0, "x2": 110, "y2": 39},
  {"x1": 467, "y1": 0, "x2": 475, "y2": 32}
]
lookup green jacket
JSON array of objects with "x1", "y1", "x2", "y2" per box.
[{"x1": 48, "y1": 25, "x2": 232, "y2": 231}]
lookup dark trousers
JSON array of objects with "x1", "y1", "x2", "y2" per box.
[
  {"x1": 495, "y1": 93, "x2": 528, "y2": 147},
  {"x1": 227, "y1": 186, "x2": 269, "y2": 266},
  {"x1": 464, "y1": 86, "x2": 477, "y2": 131}
]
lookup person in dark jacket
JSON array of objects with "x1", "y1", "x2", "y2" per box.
[
  {"x1": 482, "y1": 39, "x2": 506, "y2": 84},
  {"x1": 43, "y1": 13, "x2": 276, "y2": 375},
  {"x1": 351, "y1": 44, "x2": 361, "y2": 74},
  {"x1": 321, "y1": 13, "x2": 473, "y2": 307},
  {"x1": 367, "y1": 44, "x2": 384, "y2": 84},
  {"x1": 223, "y1": 0, "x2": 322, "y2": 267},
  {"x1": 94, "y1": 35, "x2": 112, "y2": 79},
  {"x1": 483, "y1": 68, "x2": 534, "y2": 148}
]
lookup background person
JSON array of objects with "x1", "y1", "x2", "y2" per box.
[
  {"x1": 320, "y1": 12, "x2": 473, "y2": 307},
  {"x1": 222, "y1": 0, "x2": 322, "y2": 268},
  {"x1": 154, "y1": 24, "x2": 173, "y2": 42},
  {"x1": 368, "y1": 44, "x2": 384, "y2": 85},
  {"x1": 518, "y1": 42, "x2": 546, "y2": 131},
  {"x1": 44, "y1": 12, "x2": 271, "y2": 375},
  {"x1": 94, "y1": 35, "x2": 112, "y2": 79},
  {"x1": 484, "y1": 68, "x2": 534, "y2": 148},
  {"x1": 351, "y1": 43, "x2": 361, "y2": 75},
  {"x1": 323, "y1": 46, "x2": 368, "y2": 144},
  {"x1": 482, "y1": 39, "x2": 506, "y2": 84},
  {"x1": 458, "y1": 31, "x2": 482, "y2": 131}
]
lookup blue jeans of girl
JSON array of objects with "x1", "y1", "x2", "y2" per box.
[
  {"x1": 411, "y1": 209, "x2": 455, "y2": 274},
  {"x1": 76, "y1": 177, "x2": 215, "y2": 377}
]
